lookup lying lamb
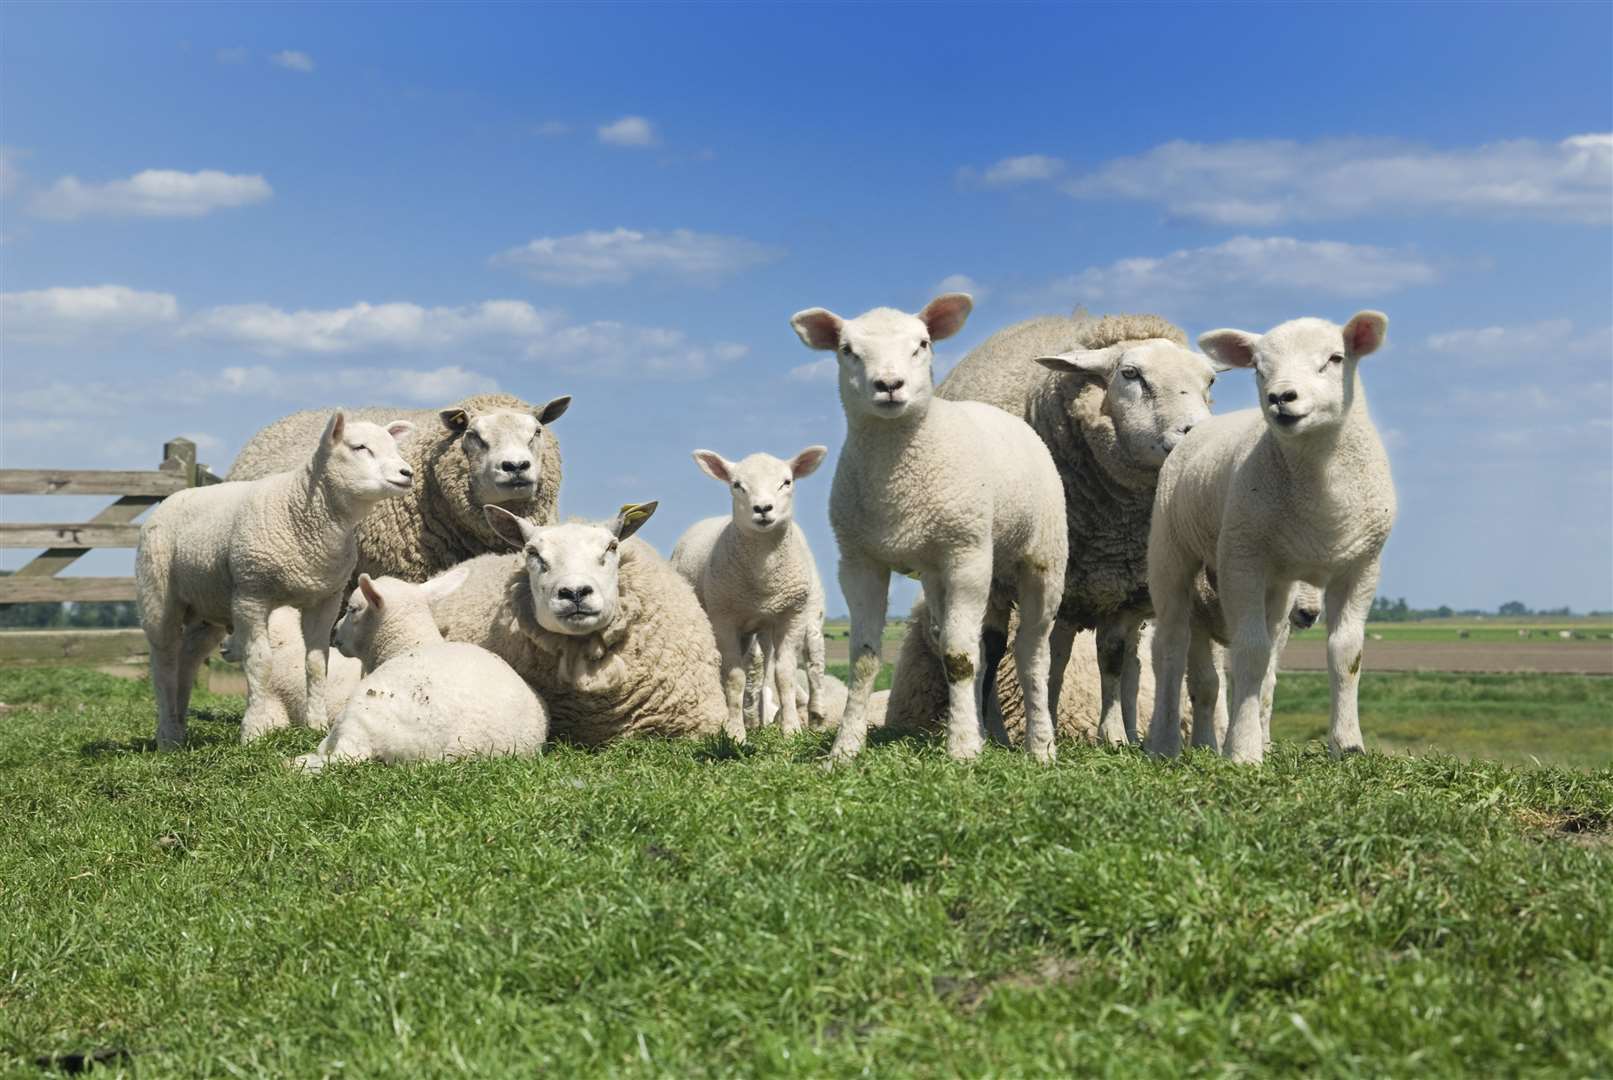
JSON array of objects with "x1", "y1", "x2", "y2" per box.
[
  {"x1": 1147, "y1": 311, "x2": 1396, "y2": 764},
  {"x1": 887, "y1": 311, "x2": 1220, "y2": 746},
  {"x1": 790, "y1": 292, "x2": 1068, "y2": 762},
  {"x1": 230, "y1": 392, "x2": 571, "y2": 583},
  {"x1": 292, "y1": 569, "x2": 546, "y2": 772},
  {"x1": 136, "y1": 411, "x2": 413, "y2": 748},
  {"x1": 428, "y1": 503, "x2": 729, "y2": 745},
  {"x1": 671, "y1": 445, "x2": 830, "y2": 738}
]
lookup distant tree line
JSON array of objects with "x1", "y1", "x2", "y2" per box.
[
  {"x1": 0, "y1": 599, "x2": 140, "y2": 629},
  {"x1": 1369, "y1": 596, "x2": 1596, "y2": 621}
]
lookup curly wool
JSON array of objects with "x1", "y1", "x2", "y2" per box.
[
  {"x1": 230, "y1": 393, "x2": 563, "y2": 584},
  {"x1": 429, "y1": 539, "x2": 727, "y2": 746}
]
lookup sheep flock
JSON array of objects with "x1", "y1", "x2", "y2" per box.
[{"x1": 134, "y1": 296, "x2": 1396, "y2": 771}]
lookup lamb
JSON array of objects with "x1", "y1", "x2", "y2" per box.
[
  {"x1": 229, "y1": 392, "x2": 571, "y2": 584},
  {"x1": 790, "y1": 292, "x2": 1068, "y2": 762},
  {"x1": 220, "y1": 608, "x2": 362, "y2": 720},
  {"x1": 427, "y1": 502, "x2": 730, "y2": 745},
  {"x1": 1146, "y1": 311, "x2": 1396, "y2": 764},
  {"x1": 670, "y1": 445, "x2": 830, "y2": 738},
  {"x1": 136, "y1": 412, "x2": 414, "y2": 748},
  {"x1": 291, "y1": 569, "x2": 546, "y2": 772},
  {"x1": 885, "y1": 311, "x2": 1221, "y2": 746}
]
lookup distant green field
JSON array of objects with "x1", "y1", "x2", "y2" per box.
[{"x1": 1293, "y1": 620, "x2": 1613, "y2": 644}]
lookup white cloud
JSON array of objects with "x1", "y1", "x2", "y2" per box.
[
  {"x1": 184, "y1": 299, "x2": 561, "y2": 355},
  {"x1": 1048, "y1": 134, "x2": 1613, "y2": 225},
  {"x1": 215, "y1": 47, "x2": 249, "y2": 65},
  {"x1": 1426, "y1": 320, "x2": 1611, "y2": 364},
  {"x1": 788, "y1": 356, "x2": 837, "y2": 383},
  {"x1": 1046, "y1": 236, "x2": 1438, "y2": 314},
  {"x1": 0, "y1": 146, "x2": 26, "y2": 197},
  {"x1": 965, "y1": 154, "x2": 1065, "y2": 188},
  {"x1": 597, "y1": 116, "x2": 657, "y2": 147},
  {"x1": 536, "y1": 322, "x2": 747, "y2": 379},
  {"x1": 270, "y1": 50, "x2": 315, "y2": 73},
  {"x1": 935, "y1": 273, "x2": 986, "y2": 299},
  {"x1": 213, "y1": 364, "x2": 500, "y2": 404},
  {"x1": 31, "y1": 168, "x2": 272, "y2": 219},
  {"x1": 532, "y1": 120, "x2": 570, "y2": 137},
  {"x1": 491, "y1": 227, "x2": 780, "y2": 286},
  {"x1": 0, "y1": 285, "x2": 179, "y2": 343}
]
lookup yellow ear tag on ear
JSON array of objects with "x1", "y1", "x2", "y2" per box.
[
  {"x1": 617, "y1": 503, "x2": 652, "y2": 526},
  {"x1": 445, "y1": 409, "x2": 469, "y2": 431}
]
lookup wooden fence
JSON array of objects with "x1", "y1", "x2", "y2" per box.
[{"x1": 0, "y1": 438, "x2": 222, "y2": 667}]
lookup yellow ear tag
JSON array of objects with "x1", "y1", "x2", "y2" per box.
[{"x1": 617, "y1": 503, "x2": 652, "y2": 526}]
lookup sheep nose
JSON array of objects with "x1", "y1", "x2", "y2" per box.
[
  {"x1": 753, "y1": 503, "x2": 773, "y2": 515},
  {"x1": 398, "y1": 466, "x2": 413, "y2": 479},
  {"x1": 501, "y1": 459, "x2": 531, "y2": 474},
  {"x1": 1179, "y1": 422, "x2": 1194, "y2": 435},
  {"x1": 557, "y1": 584, "x2": 593, "y2": 602},
  {"x1": 873, "y1": 378, "x2": 905, "y2": 394},
  {"x1": 1267, "y1": 389, "x2": 1299, "y2": 406}
]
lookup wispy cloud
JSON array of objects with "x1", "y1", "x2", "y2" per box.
[
  {"x1": 597, "y1": 115, "x2": 657, "y2": 148},
  {"x1": 0, "y1": 285, "x2": 179, "y2": 343},
  {"x1": 0, "y1": 146, "x2": 26, "y2": 197},
  {"x1": 1034, "y1": 134, "x2": 1613, "y2": 225},
  {"x1": 1426, "y1": 319, "x2": 1612, "y2": 364},
  {"x1": 270, "y1": 50, "x2": 315, "y2": 73},
  {"x1": 491, "y1": 227, "x2": 781, "y2": 286},
  {"x1": 539, "y1": 322, "x2": 747, "y2": 379},
  {"x1": 182, "y1": 299, "x2": 561, "y2": 355},
  {"x1": 30, "y1": 168, "x2": 272, "y2": 220},
  {"x1": 935, "y1": 273, "x2": 986, "y2": 299},
  {"x1": 958, "y1": 153, "x2": 1065, "y2": 188}
]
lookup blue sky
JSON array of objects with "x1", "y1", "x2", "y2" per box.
[{"x1": 2, "y1": 2, "x2": 1610, "y2": 613}]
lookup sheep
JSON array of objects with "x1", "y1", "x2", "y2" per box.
[
  {"x1": 136, "y1": 411, "x2": 414, "y2": 748},
  {"x1": 1146, "y1": 311, "x2": 1396, "y2": 765},
  {"x1": 229, "y1": 392, "x2": 571, "y2": 584},
  {"x1": 427, "y1": 503, "x2": 730, "y2": 745},
  {"x1": 884, "y1": 311, "x2": 1223, "y2": 747},
  {"x1": 220, "y1": 608, "x2": 362, "y2": 721},
  {"x1": 670, "y1": 445, "x2": 830, "y2": 738},
  {"x1": 292, "y1": 569, "x2": 546, "y2": 772},
  {"x1": 790, "y1": 292, "x2": 1068, "y2": 763}
]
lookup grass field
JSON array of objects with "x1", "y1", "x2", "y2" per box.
[{"x1": 2, "y1": 667, "x2": 1611, "y2": 1076}]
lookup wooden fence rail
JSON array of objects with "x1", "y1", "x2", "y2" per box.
[{"x1": 0, "y1": 438, "x2": 222, "y2": 665}]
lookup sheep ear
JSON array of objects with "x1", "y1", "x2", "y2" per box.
[
  {"x1": 790, "y1": 445, "x2": 829, "y2": 479},
  {"x1": 439, "y1": 408, "x2": 470, "y2": 434},
  {"x1": 613, "y1": 501, "x2": 658, "y2": 541},
  {"x1": 323, "y1": 410, "x2": 347, "y2": 445},
  {"x1": 423, "y1": 565, "x2": 470, "y2": 602},
  {"x1": 385, "y1": 420, "x2": 415, "y2": 443},
  {"x1": 1342, "y1": 311, "x2": 1388, "y2": 358},
  {"x1": 536, "y1": 396, "x2": 571, "y2": 425},
  {"x1": 358, "y1": 574, "x2": 384, "y2": 610},
  {"x1": 1197, "y1": 329, "x2": 1260, "y2": 370},
  {"x1": 1034, "y1": 346, "x2": 1121, "y2": 378},
  {"x1": 790, "y1": 308, "x2": 843, "y2": 351},
  {"x1": 483, "y1": 505, "x2": 534, "y2": 551},
  {"x1": 919, "y1": 293, "x2": 973, "y2": 342},
  {"x1": 692, "y1": 450, "x2": 732, "y2": 484}
]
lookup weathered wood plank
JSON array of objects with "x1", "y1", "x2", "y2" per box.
[
  {"x1": 0, "y1": 577, "x2": 138, "y2": 603},
  {"x1": 0, "y1": 523, "x2": 143, "y2": 549},
  {"x1": 0, "y1": 628, "x2": 149, "y2": 666},
  {"x1": 0, "y1": 469, "x2": 187, "y2": 497},
  {"x1": 14, "y1": 495, "x2": 162, "y2": 577}
]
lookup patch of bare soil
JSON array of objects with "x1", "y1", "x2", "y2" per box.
[
  {"x1": 1516, "y1": 809, "x2": 1613, "y2": 850},
  {"x1": 934, "y1": 956, "x2": 1091, "y2": 1015}
]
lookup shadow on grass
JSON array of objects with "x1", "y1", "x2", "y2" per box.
[{"x1": 79, "y1": 708, "x2": 242, "y2": 758}]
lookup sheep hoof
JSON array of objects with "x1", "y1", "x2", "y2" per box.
[
  {"x1": 1330, "y1": 741, "x2": 1365, "y2": 758},
  {"x1": 1029, "y1": 741, "x2": 1056, "y2": 765},
  {"x1": 289, "y1": 753, "x2": 326, "y2": 774},
  {"x1": 947, "y1": 736, "x2": 984, "y2": 763}
]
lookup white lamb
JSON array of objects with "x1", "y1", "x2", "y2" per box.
[
  {"x1": 670, "y1": 445, "x2": 830, "y2": 738},
  {"x1": 1146, "y1": 311, "x2": 1396, "y2": 764},
  {"x1": 790, "y1": 293, "x2": 1068, "y2": 763},
  {"x1": 135, "y1": 412, "x2": 414, "y2": 748},
  {"x1": 292, "y1": 569, "x2": 546, "y2": 772}
]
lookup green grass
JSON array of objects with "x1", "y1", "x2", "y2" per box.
[
  {"x1": 1291, "y1": 619, "x2": 1613, "y2": 643},
  {"x1": 2, "y1": 667, "x2": 1611, "y2": 1077}
]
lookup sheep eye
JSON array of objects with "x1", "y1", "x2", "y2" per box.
[
  {"x1": 607, "y1": 539, "x2": 619, "y2": 553},
  {"x1": 349, "y1": 443, "x2": 372, "y2": 455},
  {"x1": 781, "y1": 478, "x2": 791, "y2": 489},
  {"x1": 1329, "y1": 353, "x2": 1344, "y2": 364},
  {"x1": 840, "y1": 343, "x2": 854, "y2": 357},
  {"x1": 1121, "y1": 367, "x2": 1140, "y2": 381}
]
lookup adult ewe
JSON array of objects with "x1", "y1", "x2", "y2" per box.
[
  {"x1": 888, "y1": 312, "x2": 1220, "y2": 746},
  {"x1": 429, "y1": 503, "x2": 729, "y2": 745},
  {"x1": 136, "y1": 412, "x2": 413, "y2": 747},
  {"x1": 292, "y1": 569, "x2": 546, "y2": 771},
  {"x1": 791, "y1": 293, "x2": 1068, "y2": 763},
  {"x1": 230, "y1": 392, "x2": 571, "y2": 583},
  {"x1": 671, "y1": 445, "x2": 830, "y2": 738},
  {"x1": 1147, "y1": 311, "x2": 1396, "y2": 764}
]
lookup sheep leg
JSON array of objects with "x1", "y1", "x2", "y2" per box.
[
  {"x1": 235, "y1": 597, "x2": 290, "y2": 742},
  {"x1": 979, "y1": 593, "x2": 1012, "y2": 748},
  {"x1": 1324, "y1": 565, "x2": 1377, "y2": 757},
  {"x1": 933, "y1": 554, "x2": 992, "y2": 762},
  {"x1": 174, "y1": 621, "x2": 227, "y2": 735},
  {"x1": 715, "y1": 626, "x2": 749, "y2": 744},
  {"x1": 1262, "y1": 614, "x2": 1294, "y2": 749},
  {"x1": 1045, "y1": 618, "x2": 1077, "y2": 730},
  {"x1": 1221, "y1": 570, "x2": 1284, "y2": 765},
  {"x1": 831, "y1": 556, "x2": 890, "y2": 762},
  {"x1": 145, "y1": 613, "x2": 185, "y2": 750},
  {"x1": 741, "y1": 634, "x2": 765, "y2": 729},
  {"x1": 804, "y1": 617, "x2": 828, "y2": 729},
  {"x1": 300, "y1": 594, "x2": 343, "y2": 732},
  {"x1": 1186, "y1": 624, "x2": 1222, "y2": 750},
  {"x1": 1144, "y1": 560, "x2": 1194, "y2": 759},
  {"x1": 1121, "y1": 621, "x2": 1142, "y2": 744},
  {"x1": 1096, "y1": 611, "x2": 1143, "y2": 747},
  {"x1": 774, "y1": 623, "x2": 803, "y2": 736},
  {"x1": 1013, "y1": 565, "x2": 1059, "y2": 764},
  {"x1": 761, "y1": 629, "x2": 779, "y2": 727}
]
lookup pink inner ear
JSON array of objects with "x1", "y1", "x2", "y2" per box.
[{"x1": 1348, "y1": 320, "x2": 1382, "y2": 354}]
